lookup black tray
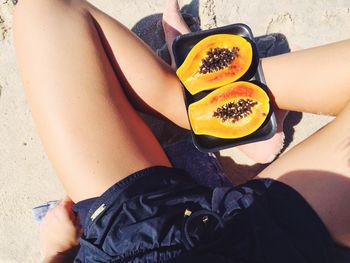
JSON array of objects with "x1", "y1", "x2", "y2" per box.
[{"x1": 172, "y1": 23, "x2": 277, "y2": 152}]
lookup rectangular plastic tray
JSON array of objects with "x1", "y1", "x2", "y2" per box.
[{"x1": 172, "y1": 23, "x2": 277, "y2": 152}]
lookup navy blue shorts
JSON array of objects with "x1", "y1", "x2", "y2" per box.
[{"x1": 73, "y1": 166, "x2": 334, "y2": 263}]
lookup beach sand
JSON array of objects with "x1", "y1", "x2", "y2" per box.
[{"x1": 0, "y1": 0, "x2": 349, "y2": 262}]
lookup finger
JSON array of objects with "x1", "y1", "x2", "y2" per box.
[
  {"x1": 58, "y1": 196, "x2": 75, "y2": 212},
  {"x1": 60, "y1": 196, "x2": 74, "y2": 207},
  {"x1": 61, "y1": 196, "x2": 81, "y2": 223},
  {"x1": 47, "y1": 197, "x2": 72, "y2": 222}
]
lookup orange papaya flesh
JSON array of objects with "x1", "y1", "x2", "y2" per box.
[
  {"x1": 188, "y1": 81, "x2": 270, "y2": 139},
  {"x1": 176, "y1": 34, "x2": 253, "y2": 95}
]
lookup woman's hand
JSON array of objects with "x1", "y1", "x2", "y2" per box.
[{"x1": 40, "y1": 196, "x2": 82, "y2": 261}]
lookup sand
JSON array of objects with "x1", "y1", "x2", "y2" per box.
[{"x1": 0, "y1": 0, "x2": 349, "y2": 262}]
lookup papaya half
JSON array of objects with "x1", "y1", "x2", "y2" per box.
[
  {"x1": 188, "y1": 81, "x2": 270, "y2": 139},
  {"x1": 176, "y1": 34, "x2": 253, "y2": 95}
]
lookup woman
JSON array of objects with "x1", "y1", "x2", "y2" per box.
[{"x1": 13, "y1": 0, "x2": 350, "y2": 262}]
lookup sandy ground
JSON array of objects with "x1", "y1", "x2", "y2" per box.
[{"x1": 1, "y1": 0, "x2": 350, "y2": 262}]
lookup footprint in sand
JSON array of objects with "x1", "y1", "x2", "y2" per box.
[{"x1": 266, "y1": 12, "x2": 296, "y2": 37}]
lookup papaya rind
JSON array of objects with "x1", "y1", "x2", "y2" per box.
[
  {"x1": 188, "y1": 81, "x2": 270, "y2": 139},
  {"x1": 176, "y1": 34, "x2": 253, "y2": 95}
]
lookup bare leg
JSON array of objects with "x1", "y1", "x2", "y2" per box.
[
  {"x1": 259, "y1": 41, "x2": 350, "y2": 247},
  {"x1": 262, "y1": 41, "x2": 350, "y2": 115},
  {"x1": 162, "y1": 0, "x2": 287, "y2": 164},
  {"x1": 13, "y1": 0, "x2": 183, "y2": 202}
]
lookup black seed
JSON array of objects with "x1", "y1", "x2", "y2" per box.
[
  {"x1": 199, "y1": 47, "x2": 240, "y2": 74},
  {"x1": 213, "y1": 99, "x2": 258, "y2": 123}
]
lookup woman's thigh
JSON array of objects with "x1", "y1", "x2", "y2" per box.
[
  {"x1": 13, "y1": 0, "x2": 176, "y2": 202},
  {"x1": 84, "y1": 1, "x2": 189, "y2": 128},
  {"x1": 259, "y1": 47, "x2": 350, "y2": 247}
]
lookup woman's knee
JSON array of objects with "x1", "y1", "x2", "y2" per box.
[
  {"x1": 13, "y1": 0, "x2": 91, "y2": 47},
  {"x1": 13, "y1": 0, "x2": 85, "y2": 28}
]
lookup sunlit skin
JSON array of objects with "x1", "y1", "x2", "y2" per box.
[{"x1": 12, "y1": 0, "x2": 350, "y2": 262}]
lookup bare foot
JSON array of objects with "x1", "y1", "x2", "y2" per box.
[
  {"x1": 162, "y1": 0, "x2": 191, "y2": 68},
  {"x1": 237, "y1": 109, "x2": 289, "y2": 164}
]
